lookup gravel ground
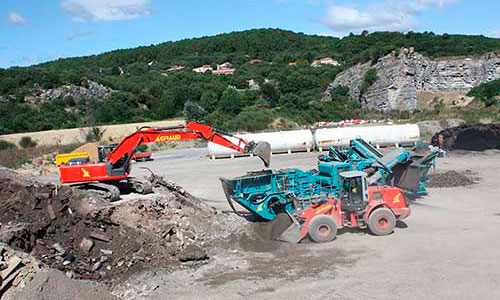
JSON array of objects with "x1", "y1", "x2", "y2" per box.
[
  {"x1": 111, "y1": 148, "x2": 500, "y2": 300},
  {"x1": 15, "y1": 148, "x2": 500, "y2": 299}
]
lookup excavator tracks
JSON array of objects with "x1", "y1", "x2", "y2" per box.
[
  {"x1": 75, "y1": 182, "x2": 121, "y2": 202},
  {"x1": 129, "y1": 178, "x2": 153, "y2": 194}
]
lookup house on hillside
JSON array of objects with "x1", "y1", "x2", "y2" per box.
[
  {"x1": 288, "y1": 61, "x2": 297, "y2": 66},
  {"x1": 165, "y1": 65, "x2": 185, "y2": 72},
  {"x1": 249, "y1": 58, "x2": 263, "y2": 64},
  {"x1": 192, "y1": 65, "x2": 213, "y2": 73},
  {"x1": 212, "y1": 67, "x2": 236, "y2": 75},
  {"x1": 217, "y1": 62, "x2": 232, "y2": 69},
  {"x1": 311, "y1": 57, "x2": 340, "y2": 67}
]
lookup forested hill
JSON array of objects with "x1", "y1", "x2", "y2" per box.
[{"x1": 1, "y1": 29, "x2": 499, "y2": 135}]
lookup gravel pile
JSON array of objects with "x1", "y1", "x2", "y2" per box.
[{"x1": 427, "y1": 170, "x2": 477, "y2": 188}]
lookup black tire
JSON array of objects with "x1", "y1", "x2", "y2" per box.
[
  {"x1": 367, "y1": 208, "x2": 396, "y2": 236},
  {"x1": 308, "y1": 215, "x2": 337, "y2": 243},
  {"x1": 270, "y1": 213, "x2": 293, "y2": 240}
]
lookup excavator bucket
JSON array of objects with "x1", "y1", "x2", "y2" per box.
[
  {"x1": 271, "y1": 211, "x2": 303, "y2": 243},
  {"x1": 251, "y1": 141, "x2": 272, "y2": 168}
]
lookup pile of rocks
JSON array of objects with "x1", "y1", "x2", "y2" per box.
[
  {"x1": 24, "y1": 80, "x2": 113, "y2": 104},
  {"x1": 427, "y1": 170, "x2": 477, "y2": 188},
  {"x1": 0, "y1": 244, "x2": 42, "y2": 299},
  {"x1": 0, "y1": 166, "x2": 224, "y2": 286}
]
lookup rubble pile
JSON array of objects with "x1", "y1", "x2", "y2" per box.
[
  {"x1": 0, "y1": 166, "x2": 225, "y2": 287},
  {"x1": 0, "y1": 243, "x2": 42, "y2": 300},
  {"x1": 427, "y1": 170, "x2": 477, "y2": 188},
  {"x1": 431, "y1": 123, "x2": 500, "y2": 151}
]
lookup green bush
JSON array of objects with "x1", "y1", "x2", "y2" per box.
[
  {"x1": 360, "y1": 68, "x2": 378, "y2": 97},
  {"x1": 467, "y1": 79, "x2": 500, "y2": 107},
  {"x1": 80, "y1": 126, "x2": 106, "y2": 142},
  {"x1": 19, "y1": 136, "x2": 37, "y2": 148},
  {"x1": 135, "y1": 144, "x2": 148, "y2": 152},
  {"x1": 226, "y1": 108, "x2": 275, "y2": 132},
  {"x1": 0, "y1": 140, "x2": 16, "y2": 150}
]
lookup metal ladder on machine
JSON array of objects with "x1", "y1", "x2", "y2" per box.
[{"x1": 289, "y1": 180, "x2": 329, "y2": 212}]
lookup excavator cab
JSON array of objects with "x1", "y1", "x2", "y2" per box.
[
  {"x1": 97, "y1": 144, "x2": 118, "y2": 162},
  {"x1": 338, "y1": 171, "x2": 369, "y2": 212}
]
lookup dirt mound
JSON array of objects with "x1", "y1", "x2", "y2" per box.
[
  {"x1": 0, "y1": 243, "x2": 42, "y2": 300},
  {"x1": 13, "y1": 269, "x2": 118, "y2": 300},
  {"x1": 71, "y1": 142, "x2": 99, "y2": 161},
  {"x1": 0, "y1": 166, "x2": 226, "y2": 283},
  {"x1": 427, "y1": 170, "x2": 477, "y2": 188},
  {"x1": 431, "y1": 123, "x2": 500, "y2": 151}
]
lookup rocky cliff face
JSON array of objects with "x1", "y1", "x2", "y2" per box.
[
  {"x1": 327, "y1": 48, "x2": 500, "y2": 111},
  {"x1": 23, "y1": 80, "x2": 113, "y2": 104}
]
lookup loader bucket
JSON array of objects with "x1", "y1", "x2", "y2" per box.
[
  {"x1": 251, "y1": 141, "x2": 272, "y2": 168},
  {"x1": 271, "y1": 212, "x2": 303, "y2": 243}
]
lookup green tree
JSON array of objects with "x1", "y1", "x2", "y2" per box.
[{"x1": 360, "y1": 68, "x2": 378, "y2": 97}]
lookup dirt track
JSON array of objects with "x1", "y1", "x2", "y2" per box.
[{"x1": 101, "y1": 148, "x2": 500, "y2": 299}]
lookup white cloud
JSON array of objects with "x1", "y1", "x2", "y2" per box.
[
  {"x1": 47, "y1": 53, "x2": 66, "y2": 60},
  {"x1": 7, "y1": 12, "x2": 30, "y2": 25},
  {"x1": 66, "y1": 30, "x2": 96, "y2": 41},
  {"x1": 60, "y1": 0, "x2": 151, "y2": 22},
  {"x1": 485, "y1": 31, "x2": 500, "y2": 39},
  {"x1": 21, "y1": 56, "x2": 33, "y2": 63},
  {"x1": 321, "y1": 0, "x2": 456, "y2": 34}
]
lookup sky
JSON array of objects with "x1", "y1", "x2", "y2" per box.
[{"x1": 1, "y1": 0, "x2": 499, "y2": 68}]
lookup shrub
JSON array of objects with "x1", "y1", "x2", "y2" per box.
[
  {"x1": 80, "y1": 126, "x2": 106, "y2": 142},
  {"x1": 360, "y1": 68, "x2": 378, "y2": 97},
  {"x1": 19, "y1": 136, "x2": 37, "y2": 148},
  {"x1": 467, "y1": 79, "x2": 500, "y2": 107},
  {"x1": 135, "y1": 145, "x2": 148, "y2": 152},
  {"x1": 0, "y1": 140, "x2": 16, "y2": 150},
  {"x1": 226, "y1": 108, "x2": 275, "y2": 132}
]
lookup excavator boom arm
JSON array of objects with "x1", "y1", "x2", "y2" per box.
[{"x1": 106, "y1": 122, "x2": 250, "y2": 166}]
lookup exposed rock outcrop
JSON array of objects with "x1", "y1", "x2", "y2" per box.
[
  {"x1": 24, "y1": 80, "x2": 113, "y2": 104},
  {"x1": 327, "y1": 48, "x2": 500, "y2": 111}
]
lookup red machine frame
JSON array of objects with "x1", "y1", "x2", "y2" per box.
[
  {"x1": 297, "y1": 185, "x2": 410, "y2": 242},
  {"x1": 59, "y1": 122, "x2": 252, "y2": 184}
]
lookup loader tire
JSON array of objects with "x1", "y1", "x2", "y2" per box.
[
  {"x1": 368, "y1": 208, "x2": 396, "y2": 236},
  {"x1": 308, "y1": 215, "x2": 337, "y2": 243}
]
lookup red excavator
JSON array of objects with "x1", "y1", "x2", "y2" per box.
[{"x1": 59, "y1": 122, "x2": 271, "y2": 200}]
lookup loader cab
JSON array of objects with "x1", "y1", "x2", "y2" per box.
[{"x1": 338, "y1": 171, "x2": 369, "y2": 212}]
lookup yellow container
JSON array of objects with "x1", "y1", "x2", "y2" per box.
[{"x1": 55, "y1": 152, "x2": 90, "y2": 166}]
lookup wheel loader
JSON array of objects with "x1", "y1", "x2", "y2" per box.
[{"x1": 273, "y1": 171, "x2": 411, "y2": 243}]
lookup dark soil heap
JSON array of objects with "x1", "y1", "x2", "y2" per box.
[
  {"x1": 431, "y1": 123, "x2": 500, "y2": 151},
  {"x1": 427, "y1": 170, "x2": 477, "y2": 188},
  {"x1": 0, "y1": 167, "x2": 224, "y2": 282}
]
